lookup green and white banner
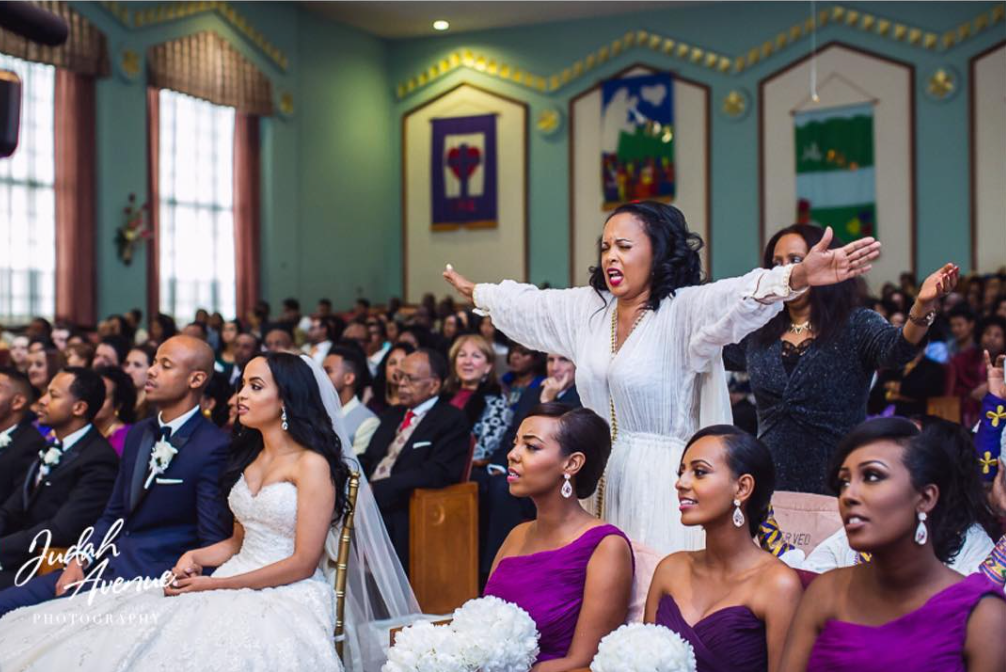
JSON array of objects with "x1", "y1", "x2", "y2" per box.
[{"x1": 794, "y1": 103, "x2": 876, "y2": 242}]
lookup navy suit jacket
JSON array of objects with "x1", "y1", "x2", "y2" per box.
[{"x1": 87, "y1": 412, "x2": 231, "y2": 580}]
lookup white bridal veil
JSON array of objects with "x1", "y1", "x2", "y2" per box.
[{"x1": 299, "y1": 354, "x2": 421, "y2": 671}]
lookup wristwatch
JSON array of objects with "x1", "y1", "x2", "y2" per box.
[{"x1": 907, "y1": 307, "x2": 936, "y2": 327}]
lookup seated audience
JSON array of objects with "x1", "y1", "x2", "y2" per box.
[
  {"x1": 199, "y1": 372, "x2": 233, "y2": 428},
  {"x1": 64, "y1": 342, "x2": 94, "y2": 369},
  {"x1": 322, "y1": 345, "x2": 379, "y2": 454},
  {"x1": 26, "y1": 347, "x2": 62, "y2": 399},
  {"x1": 303, "y1": 315, "x2": 337, "y2": 365},
  {"x1": 948, "y1": 316, "x2": 1005, "y2": 427},
  {"x1": 944, "y1": 305, "x2": 977, "y2": 359},
  {"x1": 93, "y1": 366, "x2": 138, "y2": 457},
  {"x1": 366, "y1": 343, "x2": 414, "y2": 415},
  {"x1": 444, "y1": 334, "x2": 512, "y2": 464},
  {"x1": 9, "y1": 336, "x2": 30, "y2": 374},
  {"x1": 365, "y1": 318, "x2": 392, "y2": 377},
  {"x1": 867, "y1": 348, "x2": 945, "y2": 417},
  {"x1": 215, "y1": 319, "x2": 243, "y2": 380},
  {"x1": 230, "y1": 332, "x2": 261, "y2": 387},
  {"x1": 93, "y1": 335, "x2": 130, "y2": 369},
  {"x1": 0, "y1": 369, "x2": 45, "y2": 506},
  {"x1": 645, "y1": 425, "x2": 802, "y2": 672},
  {"x1": 124, "y1": 344, "x2": 156, "y2": 419},
  {"x1": 485, "y1": 404, "x2": 633, "y2": 671},
  {"x1": 148, "y1": 313, "x2": 178, "y2": 347},
  {"x1": 181, "y1": 322, "x2": 209, "y2": 342},
  {"x1": 263, "y1": 324, "x2": 296, "y2": 354},
  {"x1": 0, "y1": 367, "x2": 118, "y2": 589},
  {"x1": 501, "y1": 343, "x2": 546, "y2": 409},
  {"x1": 779, "y1": 417, "x2": 1006, "y2": 670},
  {"x1": 360, "y1": 348, "x2": 469, "y2": 569}
]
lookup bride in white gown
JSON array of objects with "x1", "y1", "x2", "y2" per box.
[
  {"x1": 0, "y1": 353, "x2": 418, "y2": 672},
  {"x1": 444, "y1": 201, "x2": 881, "y2": 556}
]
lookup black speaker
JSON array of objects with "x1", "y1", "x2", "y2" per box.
[{"x1": 0, "y1": 69, "x2": 21, "y2": 158}]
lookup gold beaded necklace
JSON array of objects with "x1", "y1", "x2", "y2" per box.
[{"x1": 597, "y1": 305, "x2": 648, "y2": 518}]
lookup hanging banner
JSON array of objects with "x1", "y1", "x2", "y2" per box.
[
  {"x1": 600, "y1": 72, "x2": 675, "y2": 209},
  {"x1": 794, "y1": 102, "x2": 876, "y2": 242},
  {"x1": 430, "y1": 113, "x2": 498, "y2": 230}
]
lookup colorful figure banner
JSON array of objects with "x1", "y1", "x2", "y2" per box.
[
  {"x1": 431, "y1": 113, "x2": 498, "y2": 230},
  {"x1": 600, "y1": 72, "x2": 675, "y2": 209},
  {"x1": 794, "y1": 102, "x2": 876, "y2": 242}
]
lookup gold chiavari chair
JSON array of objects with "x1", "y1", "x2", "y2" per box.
[{"x1": 332, "y1": 470, "x2": 361, "y2": 660}]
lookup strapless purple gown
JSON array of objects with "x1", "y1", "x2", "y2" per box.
[
  {"x1": 483, "y1": 524, "x2": 633, "y2": 663},
  {"x1": 655, "y1": 594, "x2": 767, "y2": 671},
  {"x1": 808, "y1": 573, "x2": 1005, "y2": 671}
]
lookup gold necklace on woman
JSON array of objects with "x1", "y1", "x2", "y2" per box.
[{"x1": 788, "y1": 320, "x2": 813, "y2": 335}]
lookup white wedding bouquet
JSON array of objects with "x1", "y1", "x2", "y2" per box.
[
  {"x1": 590, "y1": 623, "x2": 696, "y2": 672},
  {"x1": 383, "y1": 596, "x2": 539, "y2": 672}
]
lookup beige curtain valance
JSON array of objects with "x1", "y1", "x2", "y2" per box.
[
  {"x1": 0, "y1": 1, "x2": 109, "y2": 76},
  {"x1": 148, "y1": 31, "x2": 272, "y2": 116}
]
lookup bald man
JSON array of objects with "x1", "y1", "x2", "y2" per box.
[{"x1": 0, "y1": 336, "x2": 232, "y2": 616}]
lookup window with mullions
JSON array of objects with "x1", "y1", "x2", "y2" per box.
[
  {"x1": 0, "y1": 55, "x2": 55, "y2": 323},
  {"x1": 159, "y1": 88, "x2": 236, "y2": 323}
]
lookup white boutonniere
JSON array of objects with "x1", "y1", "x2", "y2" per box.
[
  {"x1": 144, "y1": 438, "x2": 178, "y2": 489},
  {"x1": 37, "y1": 445, "x2": 65, "y2": 480},
  {"x1": 0, "y1": 432, "x2": 12, "y2": 450}
]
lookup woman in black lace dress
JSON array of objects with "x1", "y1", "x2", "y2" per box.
[{"x1": 725, "y1": 224, "x2": 958, "y2": 493}]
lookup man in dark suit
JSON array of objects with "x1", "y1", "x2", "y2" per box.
[
  {"x1": 0, "y1": 336, "x2": 231, "y2": 616},
  {"x1": 481, "y1": 353, "x2": 582, "y2": 576},
  {"x1": 0, "y1": 368, "x2": 46, "y2": 505},
  {"x1": 360, "y1": 348, "x2": 469, "y2": 569},
  {"x1": 0, "y1": 367, "x2": 118, "y2": 588}
]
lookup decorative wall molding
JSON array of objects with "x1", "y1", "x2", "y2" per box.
[
  {"x1": 98, "y1": 1, "x2": 288, "y2": 71},
  {"x1": 395, "y1": 3, "x2": 1005, "y2": 101}
]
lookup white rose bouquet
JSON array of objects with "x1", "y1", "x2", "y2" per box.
[
  {"x1": 383, "y1": 596, "x2": 539, "y2": 672},
  {"x1": 591, "y1": 623, "x2": 696, "y2": 672}
]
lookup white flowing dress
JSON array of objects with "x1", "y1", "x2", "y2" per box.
[
  {"x1": 0, "y1": 475, "x2": 343, "y2": 672},
  {"x1": 474, "y1": 265, "x2": 800, "y2": 554}
]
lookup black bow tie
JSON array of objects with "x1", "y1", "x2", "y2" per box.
[{"x1": 157, "y1": 426, "x2": 172, "y2": 442}]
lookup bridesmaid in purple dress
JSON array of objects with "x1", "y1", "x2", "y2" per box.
[
  {"x1": 644, "y1": 425, "x2": 802, "y2": 672},
  {"x1": 780, "y1": 418, "x2": 1006, "y2": 671},
  {"x1": 484, "y1": 403, "x2": 634, "y2": 672}
]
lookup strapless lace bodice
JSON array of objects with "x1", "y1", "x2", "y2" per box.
[{"x1": 219, "y1": 476, "x2": 301, "y2": 572}]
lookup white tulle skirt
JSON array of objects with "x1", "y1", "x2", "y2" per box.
[{"x1": 599, "y1": 431, "x2": 705, "y2": 556}]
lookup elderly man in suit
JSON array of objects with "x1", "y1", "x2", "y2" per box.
[
  {"x1": 361, "y1": 348, "x2": 469, "y2": 570},
  {"x1": 0, "y1": 367, "x2": 118, "y2": 588},
  {"x1": 0, "y1": 336, "x2": 231, "y2": 616}
]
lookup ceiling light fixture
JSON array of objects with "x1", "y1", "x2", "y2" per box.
[{"x1": 433, "y1": 20, "x2": 450, "y2": 31}]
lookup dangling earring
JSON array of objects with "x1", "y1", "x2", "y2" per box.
[
  {"x1": 732, "y1": 499, "x2": 745, "y2": 528},
  {"x1": 281, "y1": 408, "x2": 289, "y2": 431},
  {"x1": 202, "y1": 408, "x2": 212, "y2": 418},
  {"x1": 914, "y1": 511, "x2": 928, "y2": 545},
  {"x1": 561, "y1": 473, "x2": 573, "y2": 499}
]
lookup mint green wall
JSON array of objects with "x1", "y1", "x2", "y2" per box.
[
  {"x1": 387, "y1": 2, "x2": 1006, "y2": 286},
  {"x1": 70, "y1": 2, "x2": 1004, "y2": 319}
]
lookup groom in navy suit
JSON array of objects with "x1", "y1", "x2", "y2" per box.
[{"x1": 0, "y1": 335, "x2": 231, "y2": 617}]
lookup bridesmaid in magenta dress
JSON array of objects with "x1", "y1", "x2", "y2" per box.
[
  {"x1": 484, "y1": 403, "x2": 633, "y2": 672},
  {"x1": 93, "y1": 366, "x2": 137, "y2": 457},
  {"x1": 644, "y1": 425, "x2": 802, "y2": 672},
  {"x1": 780, "y1": 418, "x2": 1006, "y2": 671}
]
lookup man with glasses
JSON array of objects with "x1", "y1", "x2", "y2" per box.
[{"x1": 360, "y1": 348, "x2": 470, "y2": 570}]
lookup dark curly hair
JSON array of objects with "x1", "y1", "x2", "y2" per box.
[
  {"x1": 223, "y1": 352, "x2": 351, "y2": 519},
  {"x1": 588, "y1": 201, "x2": 704, "y2": 312},
  {"x1": 754, "y1": 223, "x2": 859, "y2": 346},
  {"x1": 95, "y1": 365, "x2": 137, "y2": 424},
  {"x1": 829, "y1": 417, "x2": 987, "y2": 564}
]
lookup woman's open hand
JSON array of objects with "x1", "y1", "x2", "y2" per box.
[
  {"x1": 442, "y1": 264, "x2": 476, "y2": 303},
  {"x1": 791, "y1": 227, "x2": 882, "y2": 289}
]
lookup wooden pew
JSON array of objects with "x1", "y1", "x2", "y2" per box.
[{"x1": 408, "y1": 435, "x2": 479, "y2": 614}]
